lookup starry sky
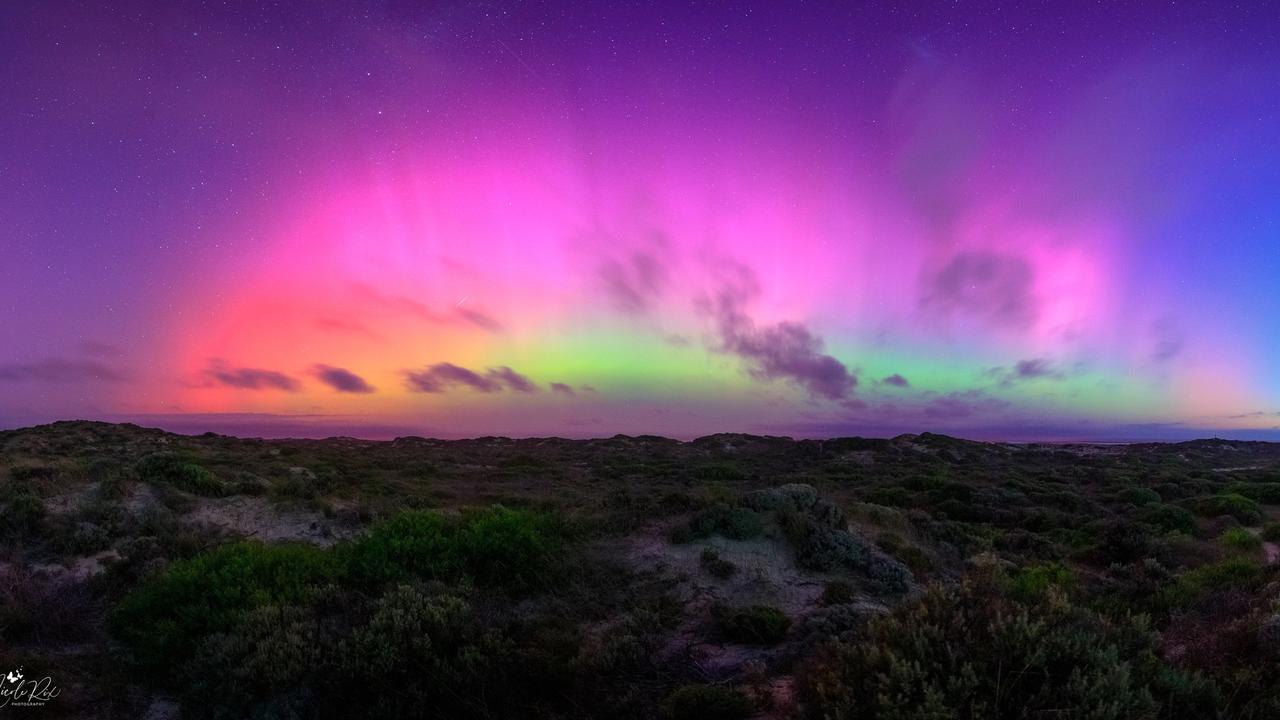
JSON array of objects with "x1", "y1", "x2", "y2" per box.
[{"x1": 3, "y1": 1, "x2": 1280, "y2": 440}]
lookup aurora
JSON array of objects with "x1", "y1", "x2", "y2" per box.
[{"x1": 2, "y1": 1, "x2": 1278, "y2": 440}]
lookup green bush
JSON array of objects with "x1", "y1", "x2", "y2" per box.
[
  {"x1": 1219, "y1": 526, "x2": 1262, "y2": 552},
  {"x1": 1161, "y1": 557, "x2": 1265, "y2": 608},
  {"x1": 796, "y1": 567, "x2": 1213, "y2": 719},
  {"x1": 180, "y1": 584, "x2": 532, "y2": 719},
  {"x1": 344, "y1": 506, "x2": 562, "y2": 589},
  {"x1": 1009, "y1": 561, "x2": 1075, "y2": 601},
  {"x1": 1225, "y1": 482, "x2": 1280, "y2": 504},
  {"x1": 113, "y1": 507, "x2": 563, "y2": 673},
  {"x1": 135, "y1": 454, "x2": 226, "y2": 496},
  {"x1": 662, "y1": 684, "x2": 752, "y2": 720},
  {"x1": 717, "y1": 604, "x2": 791, "y2": 645},
  {"x1": 1118, "y1": 486, "x2": 1161, "y2": 506},
  {"x1": 1138, "y1": 502, "x2": 1197, "y2": 535},
  {"x1": 1193, "y1": 493, "x2": 1263, "y2": 526},
  {"x1": 676, "y1": 503, "x2": 764, "y2": 543},
  {"x1": 782, "y1": 513, "x2": 912, "y2": 594},
  {"x1": 111, "y1": 541, "x2": 338, "y2": 670},
  {"x1": 875, "y1": 531, "x2": 933, "y2": 574}
]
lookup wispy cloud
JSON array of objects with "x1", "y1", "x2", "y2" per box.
[
  {"x1": 0, "y1": 358, "x2": 125, "y2": 383},
  {"x1": 921, "y1": 250, "x2": 1037, "y2": 330},
  {"x1": 700, "y1": 261, "x2": 857, "y2": 401},
  {"x1": 985, "y1": 357, "x2": 1065, "y2": 385},
  {"x1": 599, "y1": 249, "x2": 669, "y2": 314}
]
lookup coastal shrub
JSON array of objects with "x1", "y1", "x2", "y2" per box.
[
  {"x1": 796, "y1": 568, "x2": 1211, "y2": 720},
  {"x1": 135, "y1": 453, "x2": 226, "y2": 496},
  {"x1": 180, "y1": 584, "x2": 536, "y2": 720},
  {"x1": 819, "y1": 579, "x2": 856, "y2": 606},
  {"x1": 1193, "y1": 493, "x2": 1262, "y2": 525},
  {"x1": 1262, "y1": 522, "x2": 1280, "y2": 542},
  {"x1": 717, "y1": 604, "x2": 791, "y2": 645},
  {"x1": 741, "y1": 483, "x2": 818, "y2": 513},
  {"x1": 1220, "y1": 526, "x2": 1263, "y2": 552},
  {"x1": 875, "y1": 531, "x2": 933, "y2": 574},
  {"x1": 676, "y1": 503, "x2": 764, "y2": 543},
  {"x1": 114, "y1": 507, "x2": 564, "y2": 672},
  {"x1": 1161, "y1": 557, "x2": 1266, "y2": 608},
  {"x1": 1139, "y1": 503, "x2": 1197, "y2": 535},
  {"x1": 782, "y1": 513, "x2": 912, "y2": 594},
  {"x1": 661, "y1": 684, "x2": 752, "y2": 720},
  {"x1": 1225, "y1": 482, "x2": 1280, "y2": 504},
  {"x1": 344, "y1": 506, "x2": 562, "y2": 589},
  {"x1": 111, "y1": 541, "x2": 338, "y2": 670},
  {"x1": 1118, "y1": 486, "x2": 1161, "y2": 506},
  {"x1": 0, "y1": 492, "x2": 44, "y2": 538},
  {"x1": 700, "y1": 548, "x2": 737, "y2": 579},
  {"x1": 1008, "y1": 561, "x2": 1075, "y2": 601}
]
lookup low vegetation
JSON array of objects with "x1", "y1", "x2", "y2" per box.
[{"x1": 3, "y1": 421, "x2": 1280, "y2": 718}]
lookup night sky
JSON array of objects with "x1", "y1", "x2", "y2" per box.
[{"x1": 3, "y1": 1, "x2": 1279, "y2": 440}]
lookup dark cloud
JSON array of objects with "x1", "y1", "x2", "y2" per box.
[
  {"x1": 1014, "y1": 358, "x2": 1056, "y2": 378},
  {"x1": 985, "y1": 357, "x2": 1064, "y2": 385},
  {"x1": 405, "y1": 363, "x2": 501, "y2": 393},
  {"x1": 0, "y1": 358, "x2": 125, "y2": 383},
  {"x1": 921, "y1": 251, "x2": 1036, "y2": 329},
  {"x1": 881, "y1": 373, "x2": 910, "y2": 387},
  {"x1": 701, "y1": 263, "x2": 857, "y2": 401},
  {"x1": 312, "y1": 365, "x2": 375, "y2": 394},
  {"x1": 600, "y1": 250, "x2": 668, "y2": 314},
  {"x1": 403, "y1": 363, "x2": 539, "y2": 394},
  {"x1": 205, "y1": 361, "x2": 301, "y2": 392},
  {"x1": 550, "y1": 382, "x2": 576, "y2": 396},
  {"x1": 487, "y1": 366, "x2": 538, "y2": 393}
]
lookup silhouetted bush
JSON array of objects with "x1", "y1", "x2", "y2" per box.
[
  {"x1": 0, "y1": 491, "x2": 44, "y2": 538},
  {"x1": 700, "y1": 547, "x2": 736, "y2": 579},
  {"x1": 820, "y1": 579, "x2": 856, "y2": 606},
  {"x1": 662, "y1": 683, "x2": 752, "y2": 720},
  {"x1": 716, "y1": 604, "x2": 791, "y2": 645},
  {"x1": 1262, "y1": 522, "x2": 1280, "y2": 542}
]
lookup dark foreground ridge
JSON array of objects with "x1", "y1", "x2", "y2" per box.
[{"x1": 4, "y1": 420, "x2": 1280, "y2": 718}]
